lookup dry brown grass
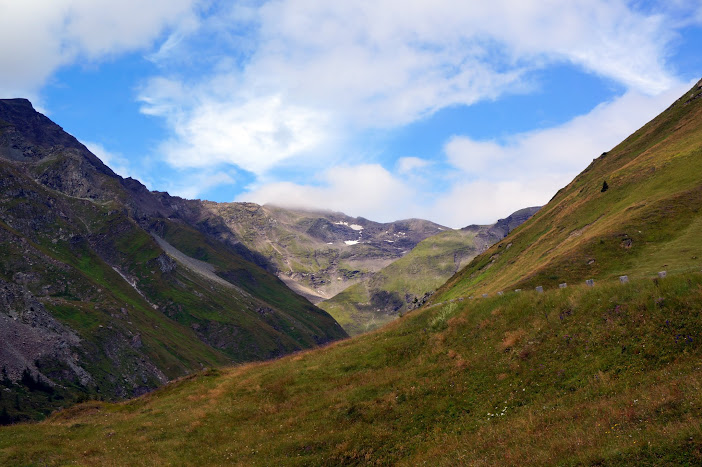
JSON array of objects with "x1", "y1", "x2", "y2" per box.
[{"x1": 500, "y1": 329, "x2": 526, "y2": 351}]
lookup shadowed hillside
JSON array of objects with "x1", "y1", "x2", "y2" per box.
[{"x1": 0, "y1": 99, "x2": 346, "y2": 423}]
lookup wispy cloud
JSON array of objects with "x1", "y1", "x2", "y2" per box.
[
  {"x1": 239, "y1": 82, "x2": 693, "y2": 226},
  {"x1": 0, "y1": 0, "x2": 198, "y2": 98},
  {"x1": 137, "y1": 0, "x2": 690, "y2": 180},
  {"x1": 140, "y1": 89, "x2": 332, "y2": 174}
]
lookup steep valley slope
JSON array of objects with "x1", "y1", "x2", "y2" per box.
[
  {"x1": 0, "y1": 99, "x2": 346, "y2": 423},
  {"x1": 434, "y1": 78, "x2": 702, "y2": 302}
]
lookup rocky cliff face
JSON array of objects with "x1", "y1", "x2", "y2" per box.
[
  {"x1": 0, "y1": 278, "x2": 89, "y2": 385},
  {"x1": 462, "y1": 206, "x2": 541, "y2": 252},
  {"x1": 0, "y1": 99, "x2": 347, "y2": 423}
]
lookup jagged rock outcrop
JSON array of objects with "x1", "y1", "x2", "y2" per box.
[
  {"x1": 0, "y1": 279, "x2": 88, "y2": 385},
  {"x1": 462, "y1": 206, "x2": 541, "y2": 252}
]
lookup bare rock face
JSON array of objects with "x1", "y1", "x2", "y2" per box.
[
  {"x1": 0, "y1": 279, "x2": 90, "y2": 386},
  {"x1": 156, "y1": 254, "x2": 176, "y2": 273},
  {"x1": 463, "y1": 206, "x2": 541, "y2": 252}
]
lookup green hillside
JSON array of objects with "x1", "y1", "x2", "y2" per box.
[
  {"x1": 320, "y1": 207, "x2": 539, "y2": 335},
  {"x1": 434, "y1": 79, "x2": 702, "y2": 301},
  {"x1": 320, "y1": 229, "x2": 479, "y2": 335},
  {"x1": 1, "y1": 81, "x2": 701, "y2": 464}
]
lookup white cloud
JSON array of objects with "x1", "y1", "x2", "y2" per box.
[
  {"x1": 240, "y1": 164, "x2": 415, "y2": 222},
  {"x1": 431, "y1": 178, "x2": 564, "y2": 227},
  {"x1": 444, "y1": 83, "x2": 691, "y2": 179},
  {"x1": 239, "y1": 81, "x2": 695, "y2": 227},
  {"x1": 397, "y1": 157, "x2": 432, "y2": 174},
  {"x1": 137, "y1": 0, "x2": 692, "y2": 179},
  {"x1": 0, "y1": 0, "x2": 197, "y2": 97},
  {"x1": 140, "y1": 89, "x2": 332, "y2": 174}
]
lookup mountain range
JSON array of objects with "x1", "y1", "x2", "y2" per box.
[
  {"x1": 200, "y1": 201, "x2": 538, "y2": 335},
  {"x1": 0, "y1": 97, "x2": 535, "y2": 422},
  {"x1": 1, "y1": 79, "x2": 701, "y2": 464},
  {"x1": 199, "y1": 202, "x2": 446, "y2": 303}
]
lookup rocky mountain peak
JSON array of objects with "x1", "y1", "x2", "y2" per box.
[{"x1": 0, "y1": 99, "x2": 86, "y2": 153}]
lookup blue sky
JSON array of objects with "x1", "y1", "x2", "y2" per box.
[{"x1": 1, "y1": 1, "x2": 701, "y2": 227}]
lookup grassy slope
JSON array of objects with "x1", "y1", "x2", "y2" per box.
[
  {"x1": 2, "y1": 83, "x2": 702, "y2": 464},
  {"x1": 320, "y1": 229, "x2": 478, "y2": 335},
  {"x1": 0, "y1": 158, "x2": 344, "y2": 423},
  {"x1": 155, "y1": 219, "x2": 347, "y2": 351},
  {"x1": 1, "y1": 274, "x2": 701, "y2": 465},
  {"x1": 434, "y1": 81, "x2": 702, "y2": 301}
]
